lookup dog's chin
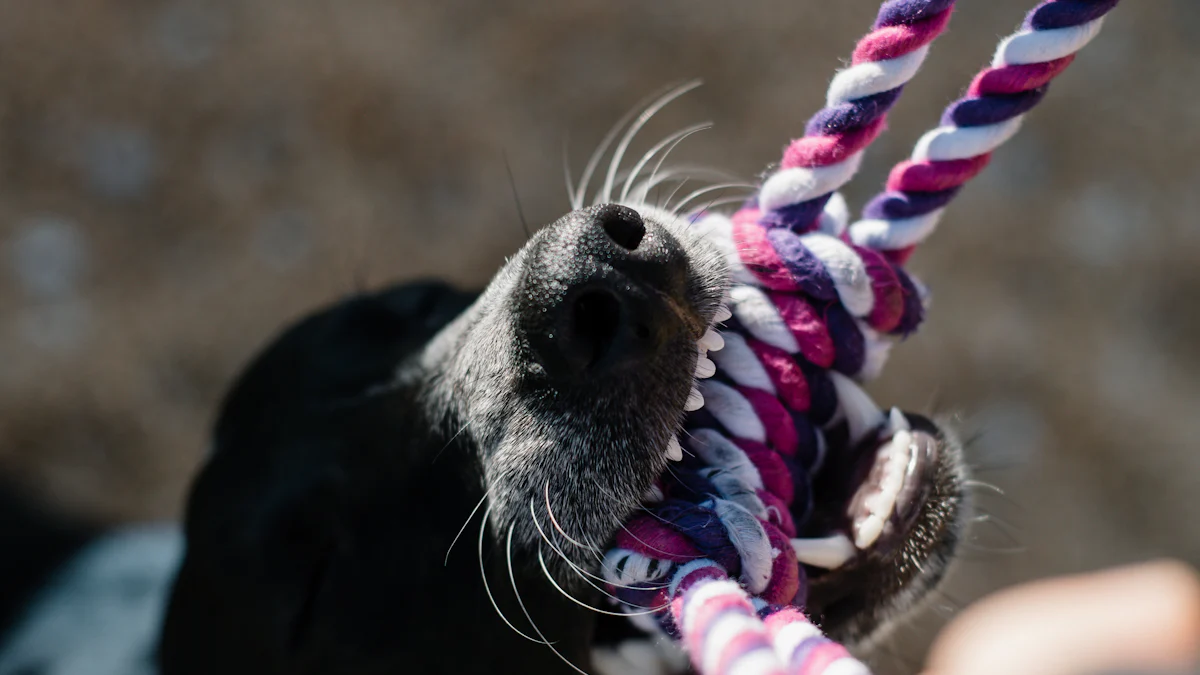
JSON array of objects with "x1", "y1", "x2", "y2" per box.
[
  {"x1": 802, "y1": 414, "x2": 968, "y2": 647},
  {"x1": 481, "y1": 363, "x2": 698, "y2": 590}
]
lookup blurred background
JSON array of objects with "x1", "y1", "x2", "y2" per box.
[{"x1": 0, "y1": 0, "x2": 1196, "y2": 671}]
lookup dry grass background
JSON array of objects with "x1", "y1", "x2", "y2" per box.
[{"x1": 1, "y1": 1, "x2": 1197, "y2": 671}]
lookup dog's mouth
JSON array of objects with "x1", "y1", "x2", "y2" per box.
[
  {"x1": 798, "y1": 409, "x2": 939, "y2": 571},
  {"x1": 580, "y1": 201, "x2": 965, "y2": 645},
  {"x1": 796, "y1": 410, "x2": 963, "y2": 639}
]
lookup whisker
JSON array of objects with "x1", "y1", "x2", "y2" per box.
[
  {"x1": 575, "y1": 82, "x2": 690, "y2": 210},
  {"x1": 687, "y1": 193, "x2": 753, "y2": 216},
  {"x1": 562, "y1": 137, "x2": 576, "y2": 209},
  {"x1": 502, "y1": 150, "x2": 532, "y2": 240},
  {"x1": 660, "y1": 176, "x2": 693, "y2": 214},
  {"x1": 536, "y1": 544, "x2": 670, "y2": 617},
  {"x1": 670, "y1": 183, "x2": 754, "y2": 214},
  {"x1": 601, "y1": 80, "x2": 702, "y2": 205},
  {"x1": 530, "y1": 498, "x2": 667, "y2": 593},
  {"x1": 544, "y1": 482, "x2": 602, "y2": 554},
  {"x1": 634, "y1": 131, "x2": 715, "y2": 206},
  {"x1": 478, "y1": 504, "x2": 548, "y2": 644},
  {"x1": 614, "y1": 521, "x2": 701, "y2": 561},
  {"x1": 621, "y1": 122, "x2": 713, "y2": 205},
  {"x1": 507, "y1": 524, "x2": 593, "y2": 675},
  {"x1": 635, "y1": 166, "x2": 741, "y2": 209},
  {"x1": 445, "y1": 493, "x2": 489, "y2": 566},
  {"x1": 432, "y1": 420, "x2": 471, "y2": 463}
]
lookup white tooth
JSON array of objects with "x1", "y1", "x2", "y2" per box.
[
  {"x1": 666, "y1": 436, "x2": 684, "y2": 462},
  {"x1": 886, "y1": 407, "x2": 911, "y2": 436},
  {"x1": 854, "y1": 514, "x2": 886, "y2": 549},
  {"x1": 828, "y1": 372, "x2": 885, "y2": 445},
  {"x1": 699, "y1": 329, "x2": 725, "y2": 352},
  {"x1": 713, "y1": 305, "x2": 733, "y2": 323},
  {"x1": 695, "y1": 356, "x2": 717, "y2": 379},
  {"x1": 849, "y1": 428, "x2": 914, "y2": 549},
  {"x1": 684, "y1": 387, "x2": 704, "y2": 411},
  {"x1": 790, "y1": 534, "x2": 856, "y2": 569}
]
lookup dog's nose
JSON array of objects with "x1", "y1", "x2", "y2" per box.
[
  {"x1": 596, "y1": 204, "x2": 645, "y2": 251},
  {"x1": 519, "y1": 204, "x2": 692, "y2": 380}
]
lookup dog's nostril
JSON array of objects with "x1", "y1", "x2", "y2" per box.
[
  {"x1": 596, "y1": 205, "x2": 645, "y2": 251},
  {"x1": 571, "y1": 290, "x2": 622, "y2": 367}
]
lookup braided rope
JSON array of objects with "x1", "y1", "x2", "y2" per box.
[
  {"x1": 850, "y1": 0, "x2": 1121, "y2": 263},
  {"x1": 599, "y1": 2, "x2": 1122, "y2": 674},
  {"x1": 758, "y1": 0, "x2": 956, "y2": 234}
]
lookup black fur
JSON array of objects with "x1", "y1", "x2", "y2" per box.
[{"x1": 158, "y1": 281, "x2": 603, "y2": 674}]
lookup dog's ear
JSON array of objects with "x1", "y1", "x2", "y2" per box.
[{"x1": 158, "y1": 282, "x2": 477, "y2": 675}]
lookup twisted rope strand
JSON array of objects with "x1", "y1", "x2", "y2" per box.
[
  {"x1": 758, "y1": 0, "x2": 957, "y2": 233},
  {"x1": 850, "y1": 0, "x2": 1122, "y2": 263}
]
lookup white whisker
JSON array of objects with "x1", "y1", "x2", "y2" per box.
[
  {"x1": 478, "y1": 504, "x2": 549, "y2": 644},
  {"x1": 600, "y1": 80, "x2": 702, "y2": 205},
  {"x1": 536, "y1": 544, "x2": 670, "y2": 617},
  {"x1": 544, "y1": 482, "x2": 602, "y2": 554},
  {"x1": 574, "y1": 82, "x2": 690, "y2": 209},
  {"x1": 530, "y1": 498, "x2": 667, "y2": 594},
  {"x1": 620, "y1": 122, "x2": 712, "y2": 205},
  {"x1": 445, "y1": 493, "x2": 489, "y2": 565},
  {"x1": 670, "y1": 182, "x2": 755, "y2": 215},
  {"x1": 562, "y1": 139, "x2": 576, "y2": 210},
  {"x1": 507, "y1": 524, "x2": 593, "y2": 675}
]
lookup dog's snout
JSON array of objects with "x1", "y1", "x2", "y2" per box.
[
  {"x1": 519, "y1": 204, "x2": 694, "y2": 380},
  {"x1": 596, "y1": 204, "x2": 645, "y2": 251}
]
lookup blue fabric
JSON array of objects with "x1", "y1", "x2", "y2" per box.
[
  {"x1": 875, "y1": 0, "x2": 955, "y2": 28},
  {"x1": 942, "y1": 88, "x2": 1047, "y2": 127},
  {"x1": 863, "y1": 188, "x2": 958, "y2": 220},
  {"x1": 805, "y1": 88, "x2": 903, "y2": 136},
  {"x1": 1027, "y1": 0, "x2": 1120, "y2": 30}
]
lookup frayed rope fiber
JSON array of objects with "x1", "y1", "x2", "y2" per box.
[{"x1": 600, "y1": 2, "x2": 1122, "y2": 674}]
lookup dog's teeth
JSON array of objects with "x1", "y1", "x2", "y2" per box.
[
  {"x1": 850, "y1": 429, "x2": 913, "y2": 549},
  {"x1": 684, "y1": 387, "x2": 704, "y2": 411},
  {"x1": 713, "y1": 305, "x2": 733, "y2": 323},
  {"x1": 695, "y1": 356, "x2": 717, "y2": 379},
  {"x1": 790, "y1": 534, "x2": 856, "y2": 569},
  {"x1": 699, "y1": 329, "x2": 725, "y2": 352},
  {"x1": 854, "y1": 515, "x2": 886, "y2": 549},
  {"x1": 885, "y1": 407, "x2": 910, "y2": 436},
  {"x1": 665, "y1": 437, "x2": 684, "y2": 462}
]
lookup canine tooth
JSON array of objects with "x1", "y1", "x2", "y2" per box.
[
  {"x1": 790, "y1": 534, "x2": 856, "y2": 569},
  {"x1": 695, "y1": 356, "x2": 717, "y2": 379},
  {"x1": 666, "y1": 436, "x2": 684, "y2": 462},
  {"x1": 854, "y1": 514, "x2": 886, "y2": 549},
  {"x1": 713, "y1": 305, "x2": 733, "y2": 323},
  {"x1": 885, "y1": 407, "x2": 910, "y2": 436},
  {"x1": 684, "y1": 387, "x2": 704, "y2": 411},
  {"x1": 699, "y1": 329, "x2": 725, "y2": 352},
  {"x1": 828, "y1": 372, "x2": 885, "y2": 445}
]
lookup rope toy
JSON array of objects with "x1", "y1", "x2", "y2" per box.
[{"x1": 597, "y1": 2, "x2": 1123, "y2": 674}]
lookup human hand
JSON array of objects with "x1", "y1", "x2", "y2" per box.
[{"x1": 921, "y1": 561, "x2": 1200, "y2": 675}]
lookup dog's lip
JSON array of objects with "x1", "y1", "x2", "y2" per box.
[{"x1": 792, "y1": 421, "x2": 941, "y2": 571}]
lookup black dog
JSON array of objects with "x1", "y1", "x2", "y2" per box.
[{"x1": 1, "y1": 203, "x2": 964, "y2": 675}]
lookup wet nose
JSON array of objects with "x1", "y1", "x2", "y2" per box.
[
  {"x1": 597, "y1": 204, "x2": 645, "y2": 251},
  {"x1": 521, "y1": 204, "x2": 692, "y2": 379}
]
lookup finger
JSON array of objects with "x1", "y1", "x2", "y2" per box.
[{"x1": 922, "y1": 560, "x2": 1200, "y2": 675}]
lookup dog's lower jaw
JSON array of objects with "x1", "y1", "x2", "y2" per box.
[{"x1": 805, "y1": 414, "x2": 970, "y2": 650}]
